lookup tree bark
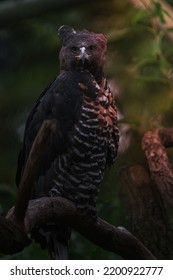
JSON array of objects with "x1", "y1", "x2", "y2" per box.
[
  {"x1": 142, "y1": 128, "x2": 173, "y2": 207},
  {"x1": 121, "y1": 164, "x2": 173, "y2": 259}
]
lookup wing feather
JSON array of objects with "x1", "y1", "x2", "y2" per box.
[{"x1": 16, "y1": 71, "x2": 84, "y2": 190}]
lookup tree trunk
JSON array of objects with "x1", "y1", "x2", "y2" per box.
[{"x1": 121, "y1": 128, "x2": 173, "y2": 259}]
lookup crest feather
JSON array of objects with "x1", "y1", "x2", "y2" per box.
[{"x1": 58, "y1": 25, "x2": 76, "y2": 45}]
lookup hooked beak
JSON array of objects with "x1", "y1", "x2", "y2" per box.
[{"x1": 78, "y1": 47, "x2": 91, "y2": 63}]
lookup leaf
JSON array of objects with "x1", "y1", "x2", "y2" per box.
[
  {"x1": 153, "y1": 1, "x2": 166, "y2": 23},
  {"x1": 132, "y1": 10, "x2": 148, "y2": 24}
]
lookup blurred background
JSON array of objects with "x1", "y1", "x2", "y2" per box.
[{"x1": 0, "y1": 0, "x2": 173, "y2": 259}]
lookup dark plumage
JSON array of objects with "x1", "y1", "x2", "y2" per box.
[{"x1": 16, "y1": 26, "x2": 119, "y2": 259}]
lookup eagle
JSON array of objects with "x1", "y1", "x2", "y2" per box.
[{"x1": 16, "y1": 25, "x2": 119, "y2": 259}]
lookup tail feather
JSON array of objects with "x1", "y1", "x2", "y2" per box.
[
  {"x1": 31, "y1": 224, "x2": 70, "y2": 260},
  {"x1": 46, "y1": 231, "x2": 69, "y2": 260}
]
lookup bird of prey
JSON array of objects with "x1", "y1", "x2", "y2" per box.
[{"x1": 16, "y1": 25, "x2": 119, "y2": 259}]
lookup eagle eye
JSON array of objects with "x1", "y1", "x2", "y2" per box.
[
  {"x1": 70, "y1": 46, "x2": 78, "y2": 53},
  {"x1": 88, "y1": 45, "x2": 95, "y2": 51}
]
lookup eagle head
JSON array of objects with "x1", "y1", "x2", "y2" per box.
[{"x1": 58, "y1": 25, "x2": 107, "y2": 81}]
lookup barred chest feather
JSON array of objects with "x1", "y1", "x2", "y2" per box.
[{"x1": 50, "y1": 76, "x2": 119, "y2": 215}]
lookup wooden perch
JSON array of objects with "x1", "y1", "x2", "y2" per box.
[
  {"x1": 4, "y1": 196, "x2": 155, "y2": 259},
  {"x1": 0, "y1": 215, "x2": 30, "y2": 255},
  {"x1": 26, "y1": 197, "x2": 156, "y2": 260}
]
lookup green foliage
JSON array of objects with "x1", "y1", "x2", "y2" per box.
[{"x1": 0, "y1": 0, "x2": 173, "y2": 259}]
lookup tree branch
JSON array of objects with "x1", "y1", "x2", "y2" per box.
[
  {"x1": 5, "y1": 196, "x2": 156, "y2": 259},
  {"x1": 0, "y1": 215, "x2": 30, "y2": 254}
]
